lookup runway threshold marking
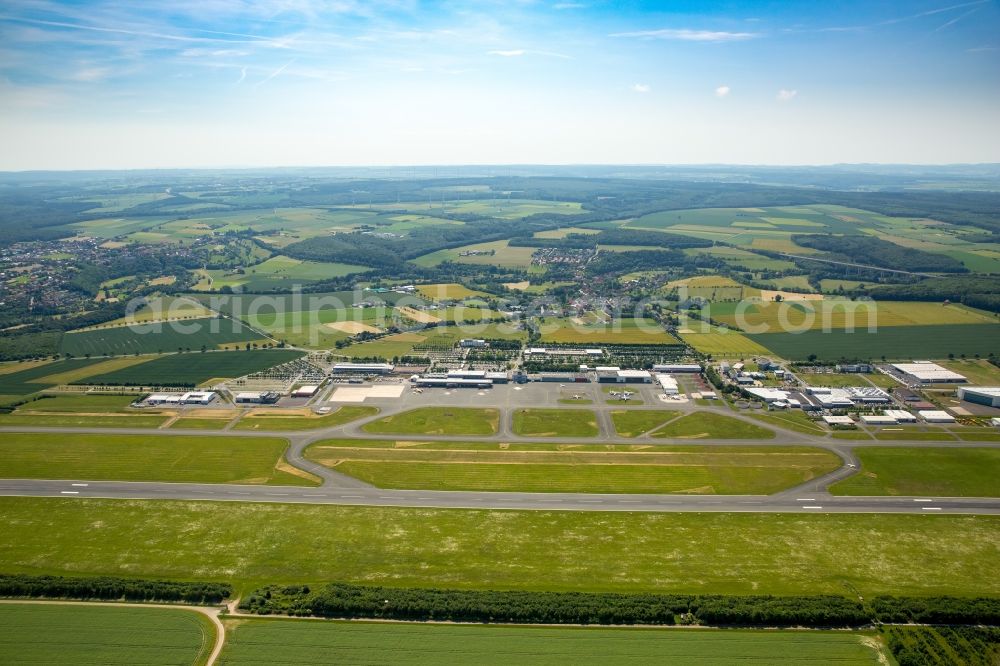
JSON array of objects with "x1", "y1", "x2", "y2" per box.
[
  {"x1": 71, "y1": 483, "x2": 89, "y2": 487},
  {"x1": 922, "y1": 507, "x2": 942, "y2": 511},
  {"x1": 796, "y1": 498, "x2": 815, "y2": 502},
  {"x1": 801, "y1": 505, "x2": 823, "y2": 509},
  {"x1": 913, "y1": 499, "x2": 934, "y2": 502},
  {"x1": 60, "y1": 491, "x2": 79, "y2": 495}
]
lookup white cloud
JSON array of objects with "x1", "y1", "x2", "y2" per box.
[
  {"x1": 777, "y1": 88, "x2": 797, "y2": 101},
  {"x1": 715, "y1": 85, "x2": 730, "y2": 97},
  {"x1": 632, "y1": 83, "x2": 650, "y2": 93},
  {"x1": 554, "y1": 2, "x2": 586, "y2": 8},
  {"x1": 610, "y1": 29, "x2": 759, "y2": 42},
  {"x1": 488, "y1": 49, "x2": 525, "y2": 57}
]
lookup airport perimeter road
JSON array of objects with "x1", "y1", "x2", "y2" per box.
[{"x1": 1, "y1": 478, "x2": 999, "y2": 515}]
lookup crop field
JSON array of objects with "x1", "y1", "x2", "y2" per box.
[
  {"x1": 0, "y1": 358, "x2": 114, "y2": 402},
  {"x1": 339, "y1": 324, "x2": 526, "y2": 359},
  {"x1": 0, "y1": 432, "x2": 316, "y2": 485},
  {"x1": 363, "y1": 407, "x2": 499, "y2": 435},
  {"x1": 413, "y1": 239, "x2": 540, "y2": 270},
  {"x1": 97, "y1": 296, "x2": 215, "y2": 326},
  {"x1": 355, "y1": 198, "x2": 583, "y2": 220},
  {"x1": 665, "y1": 275, "x2": 759, "y2": 301},
  {"x1": 651, "y1": 412, "x2": 776, "y2": 439},
  {"x1": 511, "y1": 408, "x2": 600, "y2": 437},
  {"x1": 829, "y1": 447, "x2": 1000, "y2": 497},
  {"x1": 232, "y1": 406, "x2": 378, "y2": 431},
  {"x1": 747, "y1": 324, "x2": 1000, "y2": 361},
  {"x1": 192, "y1": 255, "x2": 369, "y2": 291},
  {"x1": 0, "y1": 603, "x2": 215, "y2": 666},
  {"x1": 14, "y1": 393, "x2": 137, "y2": 412},
  {"x1": 2, "y1": 497, "x2": 997, "y2": 597},
  {"x1": 219, "y1": 619, "x2": 883, "y2": 666},
  {"x1": 611, "y1": 410, "x2": 682, "y2": 437},
  {"x1": 79, "y1": 349, "x2": 304, "y2": 386},
  {"x1": 415, "y1": 283, "x2": 489, "y2": 300},
  {"x1": 711, "y1": 300, "x2": 995, "y2": 333},
  {"x1": 305, "y1": 440, "x2": 839, "y2": 494},
  {"x1": 678, "y1": 326, "x2": 775, "y2": 357},
  {"x1": 60, "y1": 316, "x2": 267, "y2": 356},
  {"x1": 537, "y1": 317, "x2": 680, "y2": 344}
]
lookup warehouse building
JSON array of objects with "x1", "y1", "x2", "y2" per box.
[
  {"x1": 884, "y1": 409, "x2": 917, "y2": 422},
  {"x1": 146, "y1": 393, "x2": 182, "y2": 405},
  {"x1": 652, "y1": 363, "x2": 701, "y2": 373},
  {"x1": 918, "y1": 410, "x2": 956, "y2": 423},
  {"x1": 823, "y1": 415, "x2": 855, "y2": 427},
  {"x1": 235, "y1": 391, "x2": 280, "y2": 404},
  {"x1": 958, "y1": 387, "x2": 1000, "y2": 408},
  {"x1": 332, "y1": 362, "x2": 395, "y2": 374},
  {"x1": 181, "y1": 391, "x2": 217, "y2": 405},
  {"x1": 861, "y1": 414, "x2": 897, "y2": 425},
  {"x1": 291, "y1": 385, "x2": 319, "y2": 398},
  {"x1": 655, "y1": 374, "x2": 679, "y2": 395},
  {"x1": 892, "y1": 361, "x2": 967, "y2": 384}
]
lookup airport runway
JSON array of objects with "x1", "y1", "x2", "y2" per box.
[{"x1": 2, "y1": 478, "x2": 999, "y2": 515}]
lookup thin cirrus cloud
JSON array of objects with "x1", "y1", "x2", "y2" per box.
[
  {"x1": 632, "y1": 83, "x2": 650, "y2": 93},
  {"x1": 610, "y1": 29, "x2": 760, "y2": 42},
  {"x1": 777, "y1": 89, "x2": 798, "y2": 101},
  {"x1": 715, "y1": 85, "x2": 730, "y2": 97},
  {"x1": 488, "y1": 49, "x2": 526, "y2": 57}
]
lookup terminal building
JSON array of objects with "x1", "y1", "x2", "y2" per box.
[
  {"x1": 958, "y1": 386, "x2": 1000, "y2": 408},
  {"x1": 525, "y1": 347, "x2": 603, "y2": 358},
  {"x1": 596, "y1": 367, "x2": 652, "y2": 384},
  {"x1": 892, "y1": 361, "x2": 967, "y2": 384}
]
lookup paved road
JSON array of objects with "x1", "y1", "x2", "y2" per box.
[{"x1": 2, "y1": 478, "x2": 999, "y2": 514}]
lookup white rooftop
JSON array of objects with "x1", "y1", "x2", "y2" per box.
[
  {"x1": 918, "y1": 410, "x2": 956, "y2": 422},
  {"x1": 892, "y1": 362, "x2": 966, "y2": 383},
  {"x1": 744, "y1": 387, "x2": 791, "y2": 402},
  {"x1": 823, "y1": 415, "x2": 855, "y2": 425}
]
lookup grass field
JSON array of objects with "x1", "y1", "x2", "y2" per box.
[
  {"x1": 15, "y1": 394, "x2": 137, "y2": 412},
  {"x1": 511, "y1": 408, "x2": 599, "y2": 437},
  {"x1": 2, "y1": 497, "x2": 997, "y2": 597},
  {"x1": 0, "y1": 432, "x2": 316, "y2": 485},
  {"x1": 939, "y1": 358, "x2": 1000, "y2": 385},
  {"x1": 219, "y1": 619, "x2": 883, "y2": 666},
  {"x1": 305, "y1": 440, "x2": 839, "y2": 494},
  {"x1": 60, "y1": 316, "x2": 266, "y2": 356},
  {"x1": 0, "y1": 358, "x2": 114, "y2": 402},
  {"x1": 611, "y1": 410, "x2": 681, "y2": 437},
  {"x1": 362, "y1": 407, "x2": 499, "y2": 435},
  {"x1": 80, "y1": 349, "x2": 304, "y2": 386},
  {"x1": 337, "y1": 323, "x2": 526, "y2": 359},
  {"x1": 0, "y1": 603, "x2": 215, "y2": 666},
  {"x1": 829, "y1": 447, "x2": 1000, "y2": 497},
  {"x1": 0, "y1": 413, "x2": 169, "y2": 428},
  {"x1": 415, "y1": 283, "x2": 489, "y2": 300},
  {"x1": 652, "y1": 412, "x2": 777, "y2": 439},
  {"x1": 413, "y1": 240, "x2": 539, "y2": 270},
  {"x1": 232, "y1": 406, "x2": 378, "y2": 431},
  {"x1": 748, "y1": 324, "x2": 1000, "y2": 361},
  {"x1": 537, "y1": 317, "x2": 680, "y2": 344},
  {"x1": 748, "y1": 411, "x2": 828, "y2": 435},
  {"x1": 192, "y1": 255, "x2": 369, "y2": 291},
  {"x1": 169, "y1": 417, "x2": 234, "y2": 429}
]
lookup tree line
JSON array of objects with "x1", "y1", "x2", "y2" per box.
[{"x1": 0, "y1": 574, "x2": 230, "y2": 604}]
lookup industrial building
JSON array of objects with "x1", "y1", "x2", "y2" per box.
[
  {"x1": 918, "y1": 410, "x2": 956, "y2": 423},
  {"x1": 806, "y1": 386, "x2": 890, "y2": 406},
  {"x1": 861, "y1": 414, "x2": 897, "y2": 425},
  {"x1": 884, "y1": 409, "x2": 917, "y2": 422},
  {"x1": 892, "y1": 362, "x2": 967, "y2": 384},
  {"x1": 181, "y1": 391, "x2": 216, "y2": 405},
  {"x1": 596, "y1": 367, "x2": 652, "y2": 384},
  {"x1": 234, "y1": 391, "x2": 280, "y2": 404},
  {"x1": 655, "y1": 374, "x2": 679, "y2": 395},
  {"x1": 291, "y1": 385, "x2": 319, "y2": 398},
  {"x1": 146, "y1": 393, "x2": 182, "y2": 405},
  {"x1": 958, "y1": 387, "x2": 1000, "y2": 408},
  {"x1": 332, "y1": 362, "x2": 395, "y2": 374},
  {"x1": 652, "y1": 364, "x2": 701, "y2": 373},
  {"x1": 823, "y1": 415, "x2": 855, "y2": 426}
]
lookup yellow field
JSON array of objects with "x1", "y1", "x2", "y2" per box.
[
  {"x1": 680, "y1": 329, "x2": 774, "y2": 357},
  {"x1": 0, "y1": 360, "x2": 54, "y2": 376},
  {"x1": 532, "y1": 226, "x2": 601, "y2": 239},
  {"x1": 416, "y1": 283, "x2": 488, "y2": 300},
  {"x1": 538, "y1": 318, "x2": 680, "y2": 344},
  {"x1": 665, "y1": 275, "x2": 759, "y2": 301},
  {"x1": 713, "y1": 300, "x2": 997, "y2": 333},
  {"x1": 396, "y1": 306, "x2": 441, "y2": 324}
]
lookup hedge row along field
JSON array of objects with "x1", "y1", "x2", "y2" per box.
[
  {"x1": 0, "y1": 574, "x2": 230, "y2": 604},
  {"x1": 59, "y1": 316, "x2": 266, "y2": 356},
  {"x1": 76, "y1": 349, "x2": 305, "y2": 387}
]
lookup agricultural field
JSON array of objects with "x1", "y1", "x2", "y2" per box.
[
  {"x1": 0, "y1": 432, "x2": 316, "y2": 485},
  {"x1": 362, "y1": 407, "x2": 499, "y2": 435},
  {"x1": 352, "y1": 198, "x2": 583, "y2": 220},
  {"x1": 339, "y1": 323, "x2": 526, "y2": 359},
  {"x1": 0, "y1": 357, "x2": 119, "y2": 403},
  {"x1": 305, "y1": 440, "x2": 839, "y2": 494},
  {"x1": 79, "y1": 349, "x2": 304, "y2": 387},
  {"x1": 665, "y1": 275, "x2": 759, "y2": 301},
  {"x1": 677, "y1": 323, "x2": 775, "y2": 357},
  {"x1": 683, "y1": 246, "x2": 797, "y2": 272},
  {"x1": 511, "y1": 408, "x2": 600, "y2": 437},
  {"x1": 0, "y1": 603, "x2": 215, "y2": 666},
  {"x1": 651, "y1": 412, "x2": 776, "y2": 440},
  {"x1": 610, "y1": 410, "x2": 681, "y2": 437},
  {"x1": 192, "y1": 255, "x2": 368, "y2": 292},
  {"x1": 413, "y1": 239, "x2": 539, "y2": 270},
  {"x1": 96, "y1": 296, "x2": 215, "y2": 326},
  {"x1": 711, "y1": 299, "x2": 996, "y2": 334},
  {"x1": 60, "y1": 316, "x2": 267, "y2": 356},
  {"x1": 2, "y1": 497, "x2": 997, "y2": 597},
  {"x1": 829, "y1": 447, "x2": 1000, "y2": 497},
  {"x1": 748, "y1": 324, "x2": 1000, "y2": 361},
  {"x1": 537, "y1": 317, "x2": 680, "y2": 344},
  {"x1": 415, "y1": 283, "x2": 490, "y2": 300},
  {"x1": 219, "y1": 618, "x2": 884, "y2": 666},
  {"x1": 232, "y1": 406, "x2": 378, "y2": 431}
]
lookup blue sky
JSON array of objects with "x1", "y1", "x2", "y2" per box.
[{"x1": 0, "y1": 0, "x2": 997, "y2": 169}]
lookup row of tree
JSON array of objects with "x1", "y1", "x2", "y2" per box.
[{"x1": 0, "y1": 574, "x2": 230, "y2": 604}]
